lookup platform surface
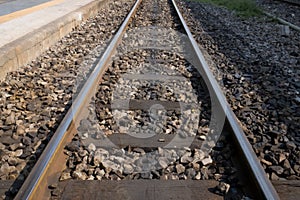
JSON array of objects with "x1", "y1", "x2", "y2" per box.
[
  {"x1": 0, "y1": 0, "x2": 51, "y2": 16},
  {"x1": 0, "y1": 0, "x2": 96, "y2": 48}
]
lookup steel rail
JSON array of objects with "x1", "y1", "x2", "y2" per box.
[
  {"x1": 276, "y1": 0, "x2": 300, "y2": 7},
  {"x1": 14, "y1": 0, "x2": 142, "y2": 199},
  {"x1": 264, "y1": 11, "x2": 300, "y2": 32},
  {"x1": 171, "y1": 0, "x2": 280, "y2": 199}
]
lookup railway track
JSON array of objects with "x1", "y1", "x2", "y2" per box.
[
  {"x1": 257, "y1": 0, "x2": 300, "y2": 29},
  {"x1": 7, "y1": 0, "x2": 281, "y2": 199},
  {"x1": 276, "y1": 0, "x2": 300, "y2": 6}
]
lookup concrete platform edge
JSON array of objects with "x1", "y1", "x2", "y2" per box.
[{"x1": 0, "y1": 0, "x2": 109, "y2": 80}]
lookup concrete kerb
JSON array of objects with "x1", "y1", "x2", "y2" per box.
[{"x1": 0, "y1": 0, "x2": 109, "y2": 80}]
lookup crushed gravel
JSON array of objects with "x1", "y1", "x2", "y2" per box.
[{"x1": 177, "y1": 0, "x2": 299, "y2": 180}]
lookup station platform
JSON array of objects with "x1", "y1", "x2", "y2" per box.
[{"x1": 0, "y1": 0, "x2": 108, "y2": 80}]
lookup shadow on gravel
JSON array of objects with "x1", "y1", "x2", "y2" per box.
[{"x1": 180, "y1": 0, "x2": 300, "y2": 180}]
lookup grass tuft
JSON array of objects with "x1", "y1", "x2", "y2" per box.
[{"x1": 189, "y1": 0, "x2": 262, "y2": 17}]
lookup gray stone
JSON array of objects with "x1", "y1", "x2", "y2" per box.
[
  {"x1": 141, "y1": 172, "x2": 152, "y2": 179},
  {"x1": 186, "y1": 168, "x2": 196, "y2": 178},
  {"x1": 270, "y1": 172, "x2": 279, "y2": 180},
  {"x1": 193, "y1": 149, "x2": 205, "y2": 162},
  {"x1": 72, "y1": 171, "x2": 87, "y2": 180},
  {"x1": 0, "y1": 143, "x2": 5, "y2": 150},
  {"x1": 9, "y1": 143, "x2": 20, "y2": 151},
  {"x1": 176, "y1": 164, "x2": 185, "y2": 174},
  {"x1": 201, "y1": 157, "x2": 213, "y2": 166},
  {"x1": 278, "y1": 153, "x2": 286, "y2": 163},
  {"x1": 16, "y1": 125, "x2": 25, "y2": 136},
  {"x1": 180, "y1": 152, "x2": 193, "y2": 163},
  {"x1": 75, "y1": 163, "x2": 87, "y2": 172},
  {"x1": 217, "y1": 182, "x2": 230, "y2": 194},
  {"x1": 261, "y1": 158, "x2": 272, "y2": 166},
  {"x1": 133, "y1": 148, "x2": 145, "y2": 155},
  {"x1": 158, "y1": 157, "x2": 169, "y2": 169},
  {"x1": 14, "y1": 149, "x2": 23, "y2": 157},
  {"x1": 269, "y1": 165, "x2": 284, "y2": 175},
  {"x1": 8, "y1": 157, "x2": 19, "y2": 166},
  {"x1": 94, "y1": 152, "x2": 104, "y2": 166},
  {"x1": 0, "y1": 163, "x2": 10, "y2": 175},
  {"x1": 102, "y1": 160, "x2": 120, "y2": 172},
  {"x1": 112, "y1": 156, "x2": 125, "y2": 164},
  {"x1": 59, "y1": 172, "x2": 72, "y2": 181},
  {"x1": 123, "y1": 163, "x2": 134, "y2": 174},
  {"x1": 87, "y1": 143, "x2": 96, "y2": 152},
  {"x1": 5, "y1": 112, "x2": 15, "y2": 125},
  {"x1": 282, "y1": 159, "x2": 291, "y2": 169},
  {"x1": 195, "y1": 172, "x2": 201, "y2": 180},
  {"x1": 285, "y1": 141, "x2": 296, "y2": 150}
]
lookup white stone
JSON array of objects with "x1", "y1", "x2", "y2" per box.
[
  {"x1": 201, "y1": 157, "x2": 213, "y2": 166},
  {"x1": 87, "y1": 143, "x2": 96, "y2": 152}
]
